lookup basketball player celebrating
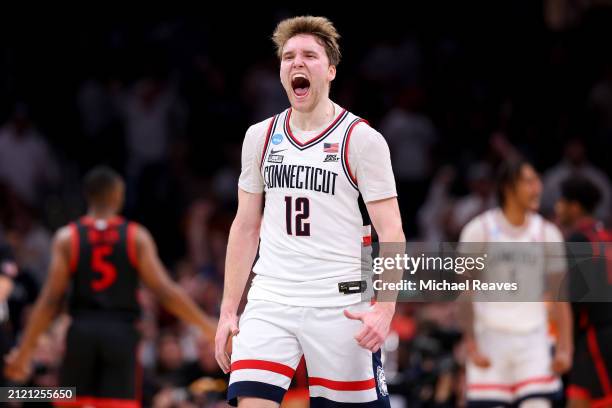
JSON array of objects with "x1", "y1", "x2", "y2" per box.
[
  {"x1": 4, "y1": 166, "x2": 215, "y2": 407},
  {"x1": 459, "y1": 159, "x2": 572, "y2": 408},
  {"x1": 215, "y1": 16, "x2": 404, "y2": 407}
]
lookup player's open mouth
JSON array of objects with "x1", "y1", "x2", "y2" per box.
[{"x1": 291, "y1": 75, "x2": 310, "y2": 98}]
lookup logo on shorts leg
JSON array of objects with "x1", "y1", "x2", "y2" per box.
[{"x1": 376, "y1": 366, "x2": 388, "y2": 396}]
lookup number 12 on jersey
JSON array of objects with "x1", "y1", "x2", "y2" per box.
[{"x1": 284, "y1": 196, "x2": 310, "y2": 236}]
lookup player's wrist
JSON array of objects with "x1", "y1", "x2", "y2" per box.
[
  {"x1": 464, "y1": 337, "x2": 478, "y2": 352},
  {"x1": 373, "y1": 301, "x2": 396, "y2": 316},
  {"x1": 219, "y1": 306, "x2": 238, "y2": 318}
]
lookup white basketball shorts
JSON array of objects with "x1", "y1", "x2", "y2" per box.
[
  {"x1": 466, "y1": 325, "x2": 561, "y2": 407},
  {"x1": 227, "y1": 299, "x2": 391, "y2": 407}
]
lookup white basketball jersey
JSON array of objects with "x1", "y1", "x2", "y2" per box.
[
  {"x1": 249, "y1": 107, "x2": 370, "y2": 307},
  {"x1": 469, "y1": 209, "x2": 556, "y2": 333}
]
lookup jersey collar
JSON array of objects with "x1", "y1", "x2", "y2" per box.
[{"x1": 283, "y1": 107, "x2": 348, "y2": 150}]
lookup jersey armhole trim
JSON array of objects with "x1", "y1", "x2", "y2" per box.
[
  {"x1": 69, "y1": 223, "x2": 79, "y2": 274},
  {"x1": 341, "y1": 118, "x2": 368, "y2": 190},
  {"x1": 127, "y1": 222, "x2": 138, "y2": 269},
  {"x1": 259, "y1": 115, "x2": 278, "y2": 169}
]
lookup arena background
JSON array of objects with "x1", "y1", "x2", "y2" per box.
[{"x1": 0, "y1": 2, "x2": 611, "y2": 407}]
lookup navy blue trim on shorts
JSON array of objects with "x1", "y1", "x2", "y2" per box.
[
  {"x1": 307, "y1": 350, "x2": 390, "y2": 407},
  {"x1": 370, "y1": 350, "x2": 391, "y2": 407},
  {"x1": 227, "y1": 381, "x2": 286, "y2": 406},
  {"x1": 467, "y1": 400, "x2": 511, "y2": 408},
  {"x1": 310, "y1": 397, "x2": 391, "y2": 407},
  {"x1": 514, "y1": 390, "x2": 562, "y2": 406},
  {"x1": 467, "y1": 390, "x2": 561, "y2": 408}
]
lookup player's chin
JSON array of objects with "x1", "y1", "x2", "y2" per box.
[
  {"x1": 529, "y1": 200, "x2": 541, "y2": 211},
  {"x1": 290, "y1": 90, "x2": 312, "y2": 107}
]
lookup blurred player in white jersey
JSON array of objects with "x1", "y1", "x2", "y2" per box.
[
  {"x1": 214, "y1": 16, "x2": 405, "y2": 408},
  {"x1": 459, "y1": 159, "x2": 572, "y2": 408}
]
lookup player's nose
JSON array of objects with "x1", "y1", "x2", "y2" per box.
[{"x1": 293, "y1": 54, "x2": 305, "y2": 67}]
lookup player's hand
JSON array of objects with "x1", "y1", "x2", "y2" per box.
[
  {"x1": 465, "y1": 339, "x2": 491, "y2": 368},
  {"x1": 4, "y1": 348, "x2": 32, "y2": 383},
  {"x1": 551, "y1": 347, "x2": 572, "y2": 374},
  {"x1": 215, "y1": 313, "x2": 239, "y2": 374},
  {"x1": 344, "y1": 302, "x2": 394, "y2": 353}
]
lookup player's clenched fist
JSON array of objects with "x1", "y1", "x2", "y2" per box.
[
  {"x1": 4, "y1": 348, "x2": 32, "y2": 383},
  {"x1": 465, "y1": 338, "x2": 491, "y2": 369},
  {"x1": 215, "y1": 313, "x2": 239, "y2": 374},
  {"x1": 551, "y1": 347, "x2": 572, "y2": 374}
]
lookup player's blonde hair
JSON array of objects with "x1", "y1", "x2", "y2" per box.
[{"x1": 272, "y1": 16, "x2": 341, "y2": 66}]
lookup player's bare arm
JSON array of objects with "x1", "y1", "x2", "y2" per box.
[
  {"x1": 458, "y1": 284, "x2": 491, "y2": 368},
  {"x1": 345, "y1": 196, "x2": 404, "y2": 353},
  {"x1": 135, "y1": 224, "x2": 216, "y2": 340},
  {"x1": 546, "y1": 273, "x2": 574, "y2": 374},
  {"x1": 4, "y1": 226, "x2": 72, "y2": 382},
  {"x1": 457, "y1": 218, "x2": 491, "y2": 368},
  {"x1": 0, "y1": 247, "x2": 16, "y2": 301},
  {"x1": 0, "y1": 275, "x2": 14, "y2": 302},
  {"x1": 545, "y1": 239, "x2": 573, "y2": 375},
  {"x1": 216, "y1": 188, "x2": 263, "y2": 373},
  {"x1": 459, "y1": 298, "x2": 491, "y2": 368},
  {"x1": 457, "y1": 248, "x2": 491, "y2": 368},
  {"x1": 550, "y1": 301, "x2": 573, "y2": 374}
]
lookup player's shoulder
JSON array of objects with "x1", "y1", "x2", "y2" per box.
[
  {"x1": 247, "y1": 108, "x2": 291, "y2": 136},
  {"x1": 244, "y1": 114, "x2": 283, "y2": 144},
  {"x1": 461, "y1": 214, "x2": 484, "y2": 234},
  {"x1": 53, "y1": 224, "x2": 76, "y2": 250},
  {"x1": 465, "y1": 209, "x2": 495, "y2": 229},
  {"x1": 124, "y1": 221, "x2": 149, "y2": 239},
  {"x1": 248, "y1": 116, "x2": 275, "y2": 133},
  {"x1": 540, "y1": 216, "x2": 564, "y2": 242},
  {"x1": 527, "y1": 212, "x2": 562, "y2": 241},
  {"x1": 344, "y1": 109, "x2": 376, "y2": 134},
  {"x1": 459, "y1": 209, "x2": 495, "y2": 242},
  {"x1": 343, "y1": 111, "x2": 386, "y2": 148}
]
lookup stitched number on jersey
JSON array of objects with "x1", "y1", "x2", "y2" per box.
[
  {"x1": 91, "y1": 245, "x2": 117, "y2": 291},
  {"x1": 284, "y1": 196, "x2": 310, "y2": 236}
]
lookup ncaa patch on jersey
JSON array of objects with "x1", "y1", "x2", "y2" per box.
[
  {"x1": 324, "y1": 154, "x2": 339, "y2": 162},
  {"x1": 271, "y1": 133, "x2": 283, "y2": 145}
]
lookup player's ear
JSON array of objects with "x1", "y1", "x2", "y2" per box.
[{"x1": 328, "y1": 64, "x2": 336, "y2": 82}]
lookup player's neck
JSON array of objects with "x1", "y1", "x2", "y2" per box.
[
  {"x1": 501, "y1": 203, "x2": 528, "y2": 227},
  {"x1": 291, "y1": 98, "x2": 335, "y2": 131},
  {"x1": 575, "y1": 214, "x2": 596, "y2": 228},
  {"x1": 87, "y1": 209, "x2": 118, "y2": 220}
]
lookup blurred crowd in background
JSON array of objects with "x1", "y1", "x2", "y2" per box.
[{"x1": 1, "y1": 2, "x2": 612, "y2": 407}]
